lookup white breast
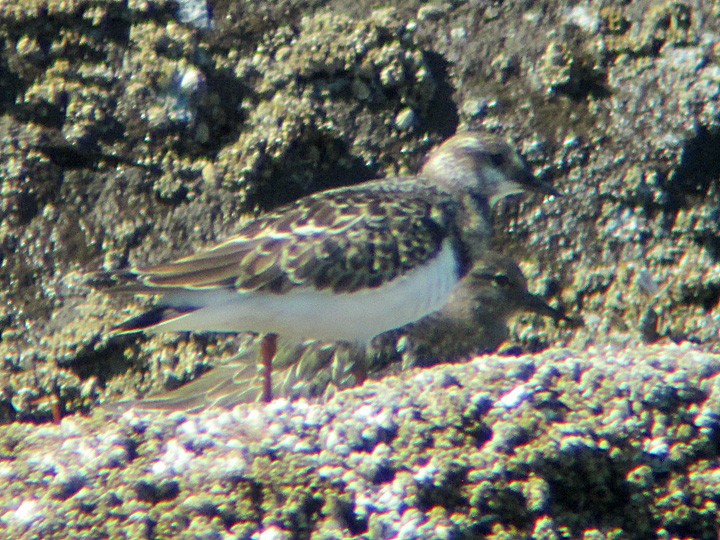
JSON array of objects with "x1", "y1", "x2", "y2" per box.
[{"x1": 150, "y1": 239, "x2": 462, "y2": 343}]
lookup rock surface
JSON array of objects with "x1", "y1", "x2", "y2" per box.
[
  {"x1": 2, "y1": 343, "x2": 720, "y2": 538},
  {"x1": 0, "y1": 0, "x2": 719, "y2": 537}
]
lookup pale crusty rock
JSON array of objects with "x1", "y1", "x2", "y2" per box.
[{"x1": 1, "y1": 343, "x2": 719, "y2": 538}]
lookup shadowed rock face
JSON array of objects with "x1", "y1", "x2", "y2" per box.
[
  {"x1": 0, "y1": 0, "x2": 713, "y2": 420},
  {"x1": 0, "y1": 1, "x2": 715, "y2": 416}
]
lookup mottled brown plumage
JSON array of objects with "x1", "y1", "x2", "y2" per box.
[
  {"x1": 106, "y1": 132, "x2": 556, "y2": 312},
  {"x1": 117, "y1": 179, "x2": 461, "y2": 296},
  {"x1": 394, "y1": 253, "x2": 579, "y2": 368}
]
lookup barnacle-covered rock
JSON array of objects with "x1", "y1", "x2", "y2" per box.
[{"x1": 1, "y1": 344, "x2": 720, "y2": 537}]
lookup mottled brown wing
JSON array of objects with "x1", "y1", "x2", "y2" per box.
[
  {"x1": 105, "y1": 361, "x2": 262, "y2": 414},
  {"x1": 129, "y1": 180, "x2": 456, "y2": 294},
  {"x1": 105, "y1": 340, "x2": 366, "y2": 413}
]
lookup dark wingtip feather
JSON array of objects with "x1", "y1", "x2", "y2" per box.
[
  {"x1": 86, "y1": 270, "x2": 143, "y2": 292},
  {"x1": 112, "y1": 306, "x2": 195, "y2": 333},
  {"x1": 86, "y1": 271, "x2": 122, "y2": 289},
  {"x1": 87, "y1": 270, "x2": 184, "y2": 296}
]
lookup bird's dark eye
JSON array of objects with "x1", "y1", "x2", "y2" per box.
[
  {"x1": 490, "y1": 152, "x2": 506, "y2": 167},
  {"x1": 494, "y1": 274, "x2": 511, "y2": 287}
]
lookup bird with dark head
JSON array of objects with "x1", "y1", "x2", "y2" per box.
[{"x1": 390, "y1": 252, "x2": 580, "y2": 369}]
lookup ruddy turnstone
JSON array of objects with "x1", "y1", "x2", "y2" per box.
[
  {"x1": 108, "y1": 253, "x2": 577, "y2": 412},
  {"x1": 103, "y1": 132, "x2": 558, "y2": 402}
]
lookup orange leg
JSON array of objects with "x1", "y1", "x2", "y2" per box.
[
  {"x1": 260, "y1": 333, "x2": 278, "y2": 403},
  {"x1": 51, "y1": 396, "x2": 62, "y2": 424}
]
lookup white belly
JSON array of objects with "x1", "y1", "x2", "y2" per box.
[{"x1": 149, "y1": 240, "x2": 461, "y2": 342}]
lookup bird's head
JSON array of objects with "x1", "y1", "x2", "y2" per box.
[
  {"x1": 465, "y1": 253, "x2": 572, "y2": 324},
  {"x1": 420, "y1": 132, "x2": 560, "y2": 205}
]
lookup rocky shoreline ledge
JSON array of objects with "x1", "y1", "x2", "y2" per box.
[{"x1": 2, "y1": 342, "x2": 719, "y2": 538}]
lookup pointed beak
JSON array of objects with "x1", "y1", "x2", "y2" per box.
[
  {"x1": 517, "y1": 168, "x2": 561, "y2": 197},
  {"x1": 519, "y1": 290, "x2": 582, "y2": 327}
]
